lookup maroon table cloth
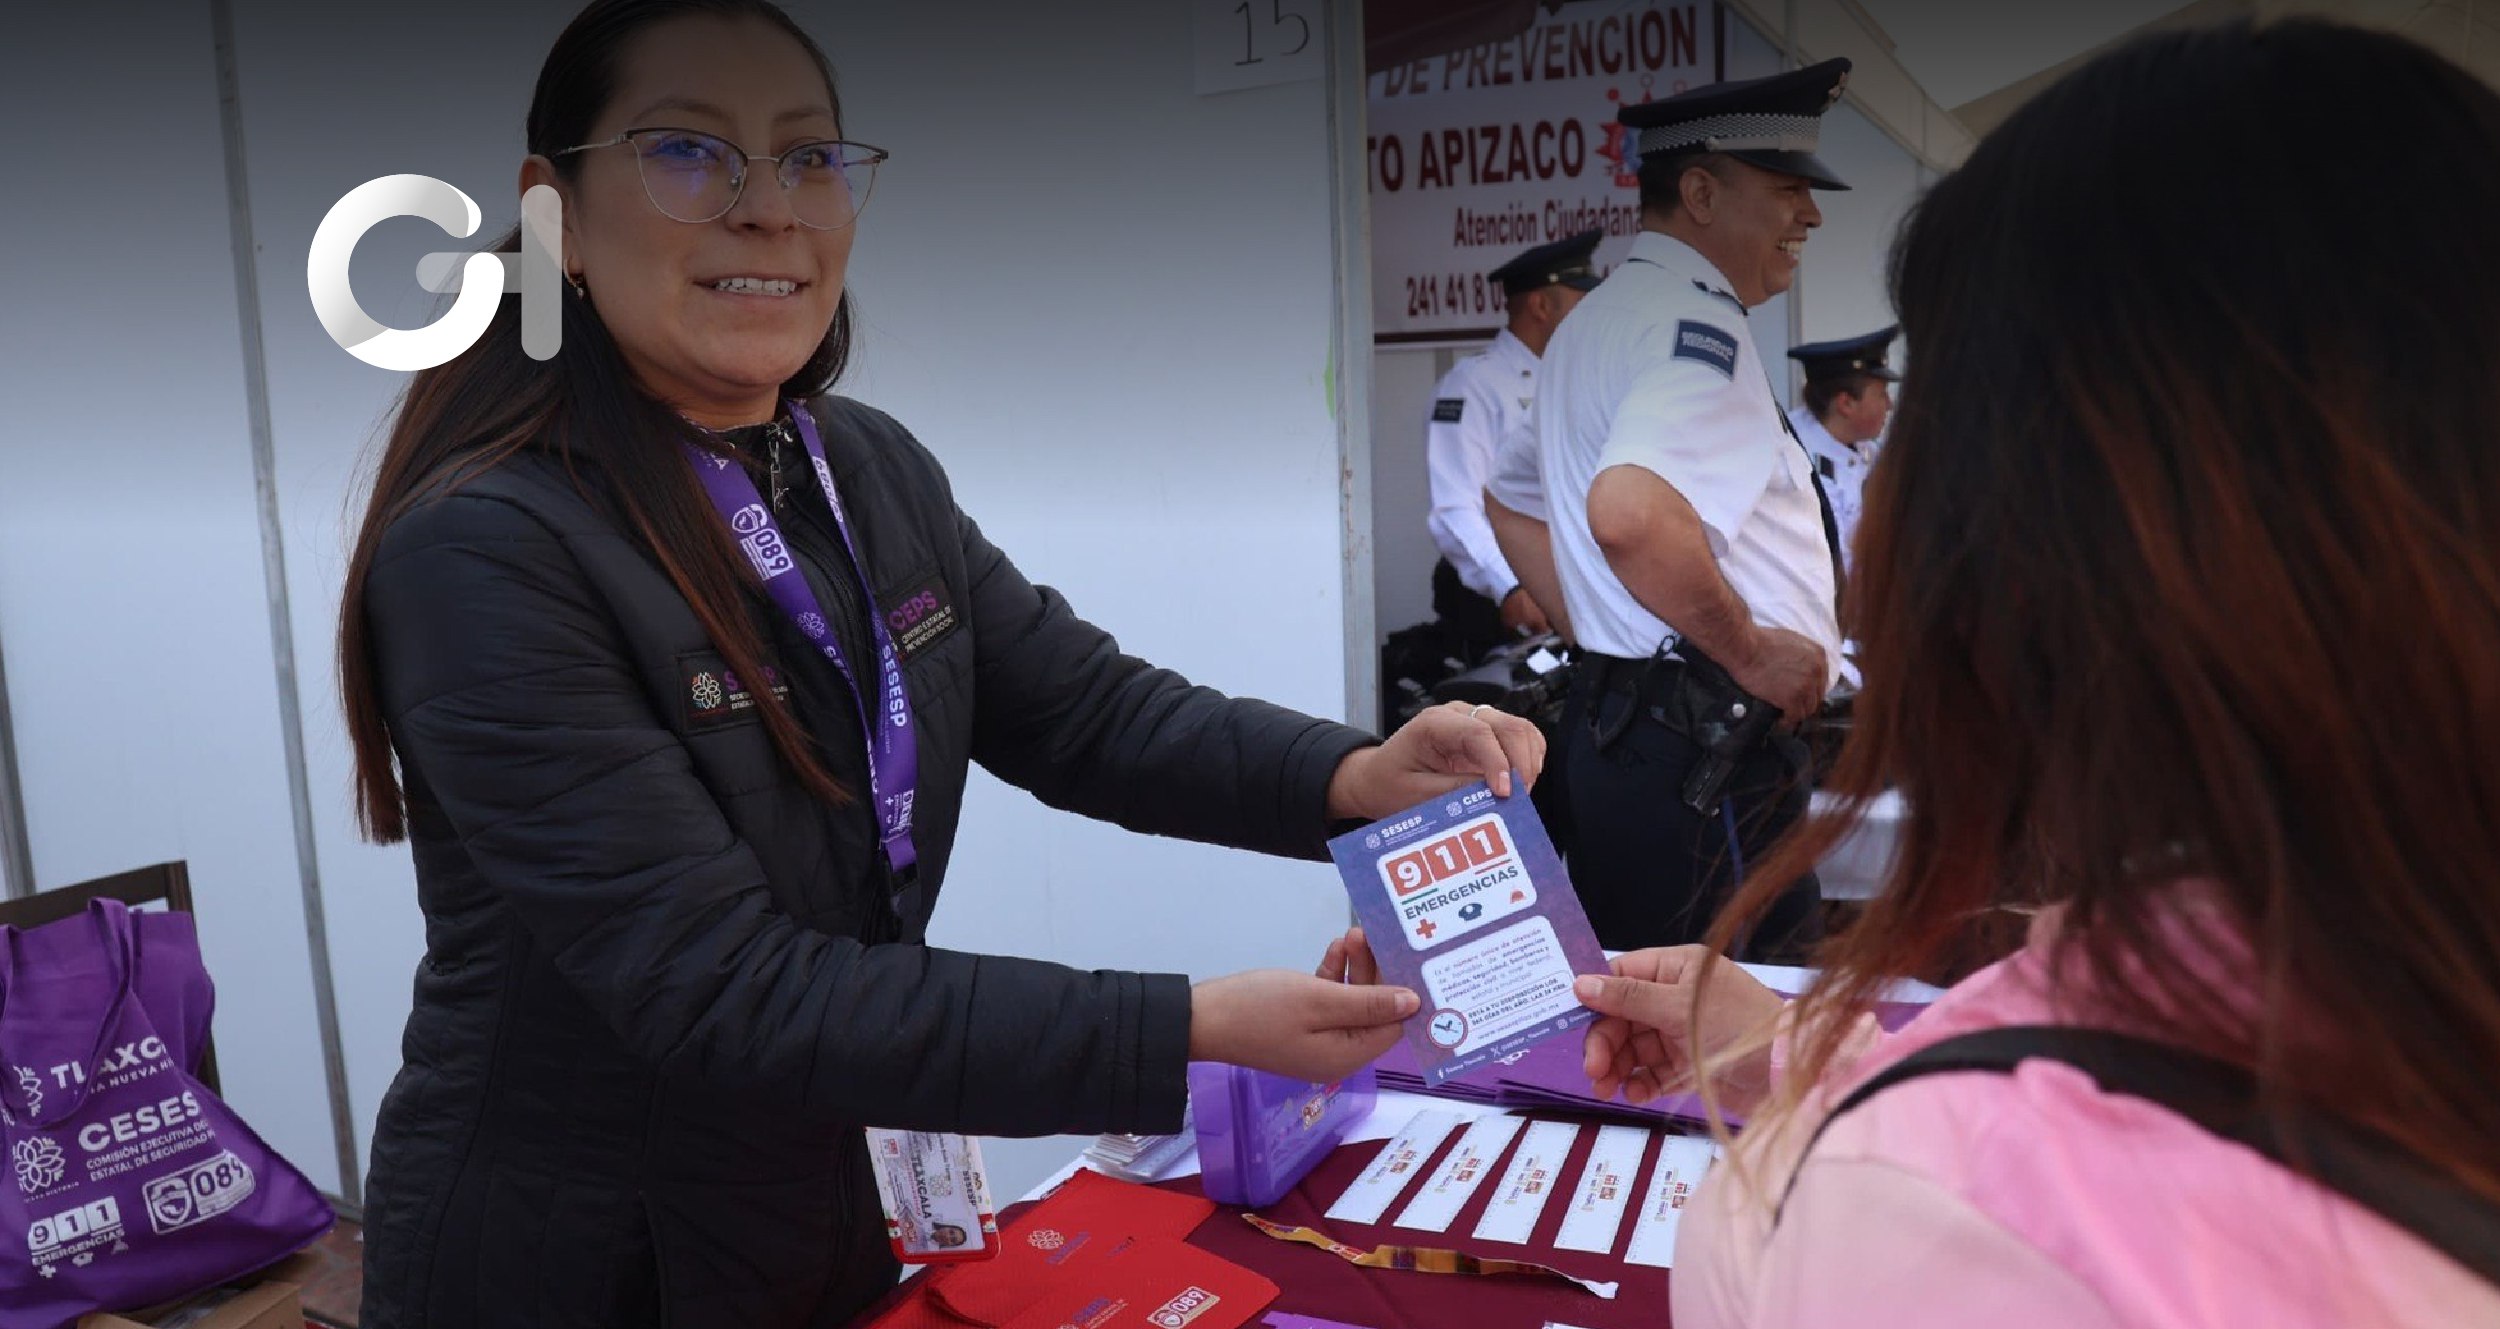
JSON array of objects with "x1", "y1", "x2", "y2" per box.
[
  {"x1": 1152, "y1": 1118, "x2": 1672, "y2": 1329},
  {"x1": 851, "y1": 1115, "x2": 1677, "y2": 1329}
]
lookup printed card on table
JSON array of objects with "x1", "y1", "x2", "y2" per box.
[
  {"x1": 1624, "y1": 1134, "x2": 1721, "y2": 1269},
  {"x1": 1323, "y1": 1108, "x2": 1461, "y2": 1225},
  {"x1": 1554, "y1": 1124, "x2": 1652, "y2": 1255},
  {"x1": 1392, "y1": 1114, "x2": 1523, "y2": 1233},
  {"x1": 1471, "y1": 1120, "x2": 1580, "y2": 1244},
  {"x1": 1328, "y1": 778, "x2": 1609, "y2": 1087}
]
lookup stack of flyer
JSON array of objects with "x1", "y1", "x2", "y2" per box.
[{"x1": 1082, "y1": 1103, "x2": 1198, "y2": 1183}]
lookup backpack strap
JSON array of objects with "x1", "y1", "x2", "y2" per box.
[{"x1": 1774, "y1": 1024, "x2": 2500, "y2": 1288}]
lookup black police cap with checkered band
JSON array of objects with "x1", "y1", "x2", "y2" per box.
[{"x1": 1618, "y1": 58, "x2": 1853, "y2": 191}]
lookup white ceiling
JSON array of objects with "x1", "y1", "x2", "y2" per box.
[{"x1": 1853, "y1": 0, "x2": 2197, "y2": 107}]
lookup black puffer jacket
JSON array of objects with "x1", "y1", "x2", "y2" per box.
[{"x1": 356, "y1": 397, "x2": 1371, "y2": 1328}]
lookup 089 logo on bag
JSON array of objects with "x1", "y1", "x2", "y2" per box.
[{"x1": 142, "y1": 1150, "x2": 256, "y2": 1235}]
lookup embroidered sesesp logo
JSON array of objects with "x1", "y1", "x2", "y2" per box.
[{"x1": 679, "y1": 654, "x2": 790, "y2": 731}]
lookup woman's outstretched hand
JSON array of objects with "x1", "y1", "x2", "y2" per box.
[
  {"x1": 1191, "y1": 964, "x2": 1415, "y2": 1085},
  {"x1": 1326, "y1": 701, "x2": 1547, "y2": 821},
  {"x1": 1577, "y1": 945, "x2": 1786, "y2": 1114}
]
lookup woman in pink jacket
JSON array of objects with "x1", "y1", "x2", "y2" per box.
[{"x1": 1572, "y1": 18, "x2": 2500, "y2": 1327}]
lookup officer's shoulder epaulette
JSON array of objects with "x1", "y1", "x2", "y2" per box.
[{"x1": 1691, "y1": 279, "x2": 1747, "y2": 315}]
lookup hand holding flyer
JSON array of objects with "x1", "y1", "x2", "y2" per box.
[{"x1": 1327, "y1": 778, "x2": 1608, "y2": 1085}]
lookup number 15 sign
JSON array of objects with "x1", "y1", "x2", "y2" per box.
[{"x1": 1194, "y1": 0, "x2": 1325, "y2": 96}]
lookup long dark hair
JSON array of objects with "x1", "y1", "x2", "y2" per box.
[
  {"x1": 340, "y1": 0, "x2": 856, "y2": 842},
  {"x1": 1712, "y1": 18, "x2": 2500, "y2": 1206}
]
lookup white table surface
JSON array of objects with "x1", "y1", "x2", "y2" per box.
[{"x1": 1811, "y1": 788, "x2": 1905, "y2": 901}]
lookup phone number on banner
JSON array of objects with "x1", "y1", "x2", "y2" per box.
[{"x1": 1405, "y1": 272, "x2": 1512, "y2": 321}]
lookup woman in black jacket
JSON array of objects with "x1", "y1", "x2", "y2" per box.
[{"x1": 334, "y1": 2, "x2": 1544, "y2": 1325}]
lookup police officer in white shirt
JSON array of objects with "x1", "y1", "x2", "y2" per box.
[
  {"x1": 1487, "y1": 59, "x2": 1853, "y2": 959},
  {"x1": 1426, "y1": 230, "x2": 1604, "y2": 655},
  {"x1": 1786, "y1": 326, "x2": 1898, "y2": 573}
]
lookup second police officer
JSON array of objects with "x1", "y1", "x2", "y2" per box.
[
  {"x1": 1424, "y1": 229, "x2": 1605, "y2": 657},
  {"x1": 1786, "y1": 325, "x2": 1900, "y2": 574}
]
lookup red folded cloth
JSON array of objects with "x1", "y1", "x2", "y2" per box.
[
  {"x1": 854, "y1": 1170, "x2": 1222, "y2": 1329},
  {"x1": 934, "y1": 1172, "x2": 1218, "y2": 1325},
  {"x1": 996, "y1": 1236, "x2": 1278, "y2": 1329}
]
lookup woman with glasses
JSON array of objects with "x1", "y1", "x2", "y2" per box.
[
  {"x1": 335, "y1": 2, "x2": 1540, "y2": 1324},
  {"x1": 1560, "y1": 18, "x2": 2500, "y2": 1328}
]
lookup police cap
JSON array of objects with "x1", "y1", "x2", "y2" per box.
[
  {"x1": 1618, "y1": 58, "x2": 1853, "y2": 190},
  {"x1": 1787, "y1": 325, "x2": 1900, "y2": 381},
  {"x1": 1487, "y1": 228, "x2": 1605, "y2": 296}
]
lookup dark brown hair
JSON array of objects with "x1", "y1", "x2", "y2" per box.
[
  {"x1": 339, "y1": 0, "x2": 856, "y2": 842},
  {"x1": 1712, "y1": 17, "x2": 2500, "y2": 1205},
  {"x1": 1799, "y1": 372, "x2": 1876, "y2": 422}
]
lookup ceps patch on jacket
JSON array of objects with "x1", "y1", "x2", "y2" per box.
[{"x1": 880, "y1": 573, "x2": 961, "y2": 664}]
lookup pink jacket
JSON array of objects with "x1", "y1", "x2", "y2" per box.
[{"x1": 1673, "y1": 913, "x2": 2497, "y2": 1327}]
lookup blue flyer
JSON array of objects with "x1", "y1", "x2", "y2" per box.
[{"x1": 1328, "y1": 778, "x2": 1610, "y2": 1086}]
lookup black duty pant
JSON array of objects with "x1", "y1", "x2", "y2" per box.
[
  {"x1": 1563, "y1": 672, "x2": 1824, "y2": 961},
  {"x1": 1528, "y1": 679, "x2": 1580, "y2": 861},
  {"x1": 1431, "y1": 558, "x2": 1509, "y2": 659}
]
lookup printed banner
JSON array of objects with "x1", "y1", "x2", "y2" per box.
[{"x1": 1368, "y1": 2, "x2": 1718, "y2": 339}]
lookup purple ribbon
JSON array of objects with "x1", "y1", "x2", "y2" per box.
[{"x1": 684, "y1": 401, "x2": 920, "y2": 878}]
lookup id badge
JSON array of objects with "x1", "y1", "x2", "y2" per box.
[{"x1": 864, "y1": 1128, "x2": 999, "y2": 1265}]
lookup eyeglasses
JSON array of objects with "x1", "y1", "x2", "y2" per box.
[{"x1": 552, "y1": 127, "x2": 887, "y2": 230}]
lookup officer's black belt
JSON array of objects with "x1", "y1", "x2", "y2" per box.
[
  {"x1": 1578, "y1": 646, "x2": 1784, "y2": 817},
  {"x1": 1577, "y1": 650, "x2": 1702, "y2": 750}
]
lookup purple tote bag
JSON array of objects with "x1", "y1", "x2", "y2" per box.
[
  {"x1": 126, "y1": 910, "x2": 213, "y2": 1085},
  {"x1": 0, "y1": 899, "x2": 331, "y2": 1328}
]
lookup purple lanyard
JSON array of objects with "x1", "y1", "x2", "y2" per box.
[{"x1": 684, "y1": 401, "x2": 919, "y2": 877}]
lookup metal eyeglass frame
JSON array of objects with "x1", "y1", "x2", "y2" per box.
[{"x1": 551, "y1": 126, "x2": 890, "y2": 230}]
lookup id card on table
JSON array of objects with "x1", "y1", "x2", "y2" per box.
[
  {"x1": 1327, "y1": 778, "x2": 1609, "y2": 1086},
  {"x1": 865, "y1": 1128, "x2": 998, "y2": 1265}
]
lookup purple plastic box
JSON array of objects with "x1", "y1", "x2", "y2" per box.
[{"x1": 1187, "y1": 1061, "x2": 1378, "y2": 1208}]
